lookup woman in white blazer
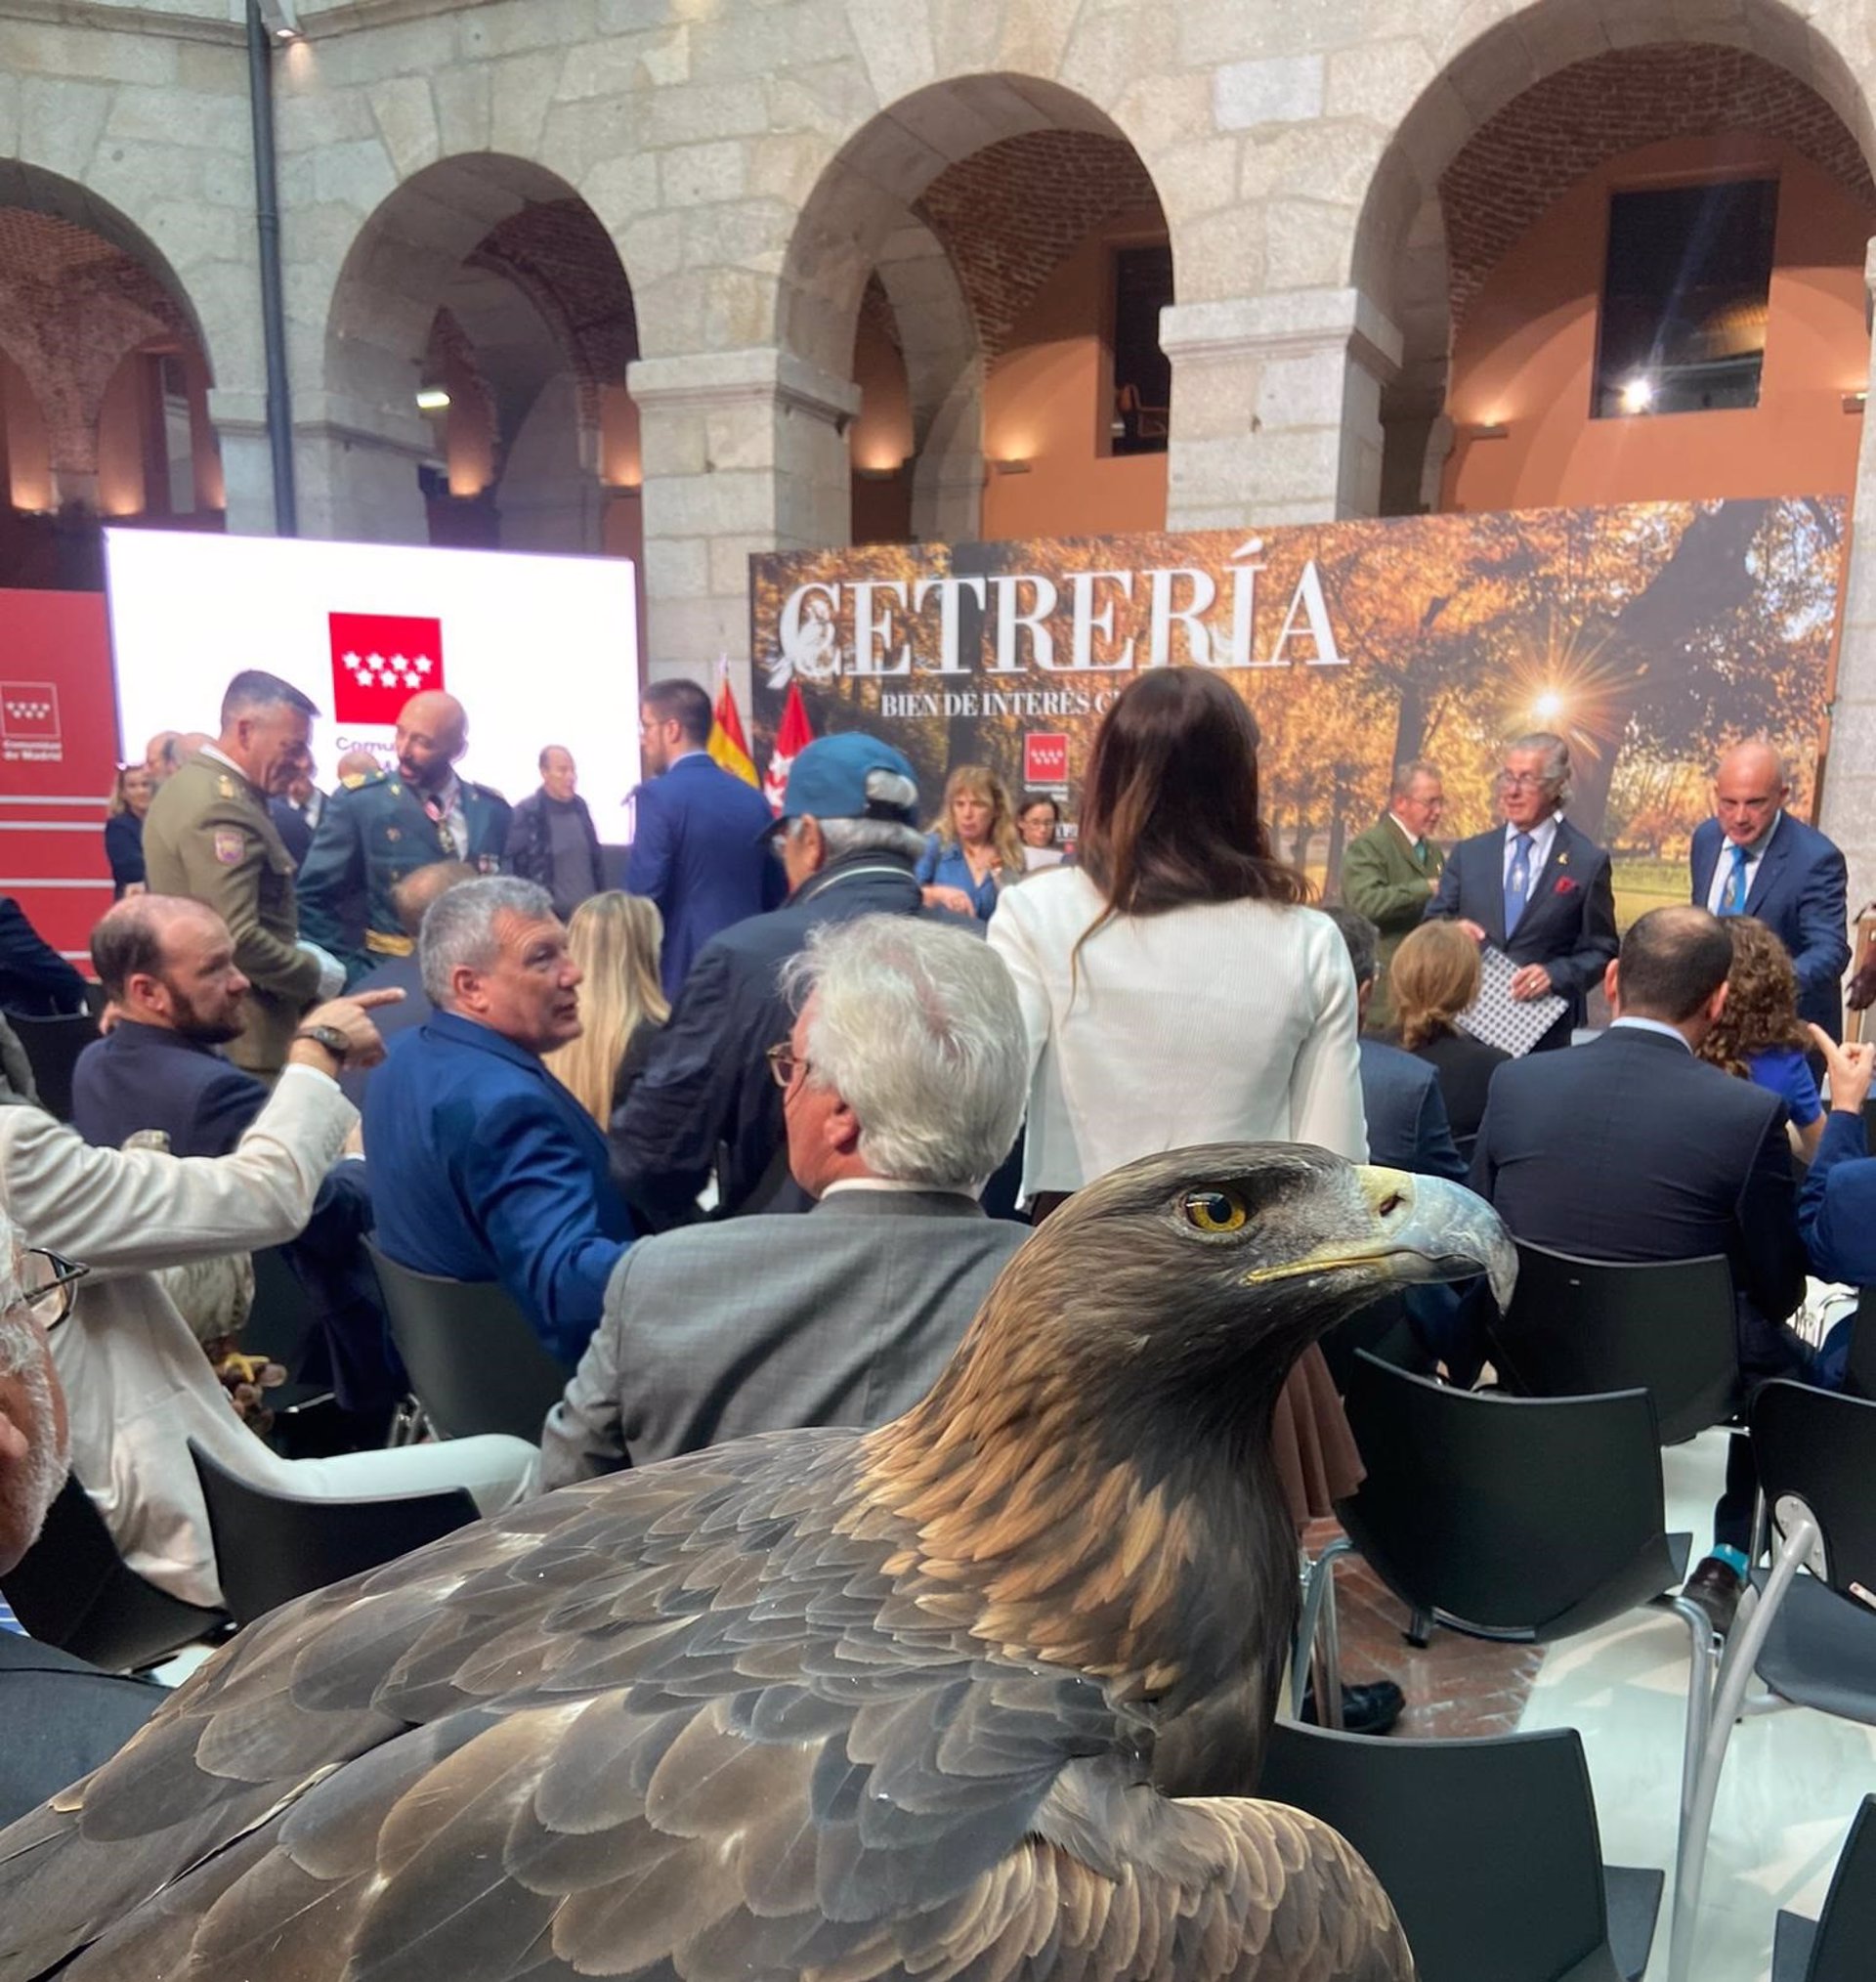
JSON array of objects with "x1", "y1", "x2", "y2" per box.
[{"x1": 988, "y1": 668, "x2": 1368, "y2": 1530}]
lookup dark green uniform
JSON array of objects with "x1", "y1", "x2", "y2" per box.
[
  {"x1": 298, "y1": 770, "x2": 512, "y2": 983},
  {"x1": 1340, "y1": 816, "x2": 1446, "y2": 1033},
  {"x1": 142, "y1": 751, "x2": 322, "y2": 1075}
]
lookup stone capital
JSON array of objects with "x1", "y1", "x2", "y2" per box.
[
  {"x1": 290, "y1": 388, "x2": 433, "y2": 460},
  {"x1": 1159, "y1": 288, "x2": 1404, "y2": 386},
  {"x1": 628, "y1": 348, "x2": 861, "y2": 432}
]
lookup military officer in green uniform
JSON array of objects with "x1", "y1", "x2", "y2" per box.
[
  {"x1": 142, "y1": 671, "x2": 346, "y2": 1077},
  {"x1": 1339, "y1": 758, "x2": 1447, "y2": 1034},
  {"x1": 299, "y1": 690, "x2": 512, "y2": 983}
]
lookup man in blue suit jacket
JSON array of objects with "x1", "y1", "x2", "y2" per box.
[
  {"x1": 1690, "y1": 741, "x2": 1849, "y2": 1039},
  {"x1": 362, "y1": 876, "x2": 632, "y2": 1364},
  {"x1": 1798, "y1": 1028, "x2": 1876, "y2": 1293},
  {"x1": 626, "y1": 678, "x2": 783, "y2": 999},
  {"x1": 68, "y1": 894, "x2": 403, "y2": 1420},
  {"x1": 1425, "y1": 732, "x2": 1618, "y2": 1050}
]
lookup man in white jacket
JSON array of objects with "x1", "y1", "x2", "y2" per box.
[{"x1": 0, "y1": 987, "x2": 536, "y2": 1613}]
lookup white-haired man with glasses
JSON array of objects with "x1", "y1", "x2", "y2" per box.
[
  {"x1": 540, "y1": 914, "x2": 1030, "y2": 1486},
  {"x1": 1424, "y1": 731, "x2": 1618, "y2": 1051}
]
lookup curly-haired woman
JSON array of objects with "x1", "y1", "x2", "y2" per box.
[{"x1": 1696, "y1": 915, "x2": 1824, "y2": 1159}]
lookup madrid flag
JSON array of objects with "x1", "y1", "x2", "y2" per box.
[
  {"x1": 329, "y1": 612, "x2": 445, "y2": 725},
  {"x1": 764, "y1": 682, "x2": 814, "y2": 815}
]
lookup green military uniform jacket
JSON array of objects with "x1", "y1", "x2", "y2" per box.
[
  {"x1": 142, "y1": 751, "x2": 322, "y2": 1076},
  {"x1": 297, "y1": 769, "x2": 512, "y2": 983},
  {"x1": 1340, "y1": 814, "x2": 1445, "y2": 1032}
]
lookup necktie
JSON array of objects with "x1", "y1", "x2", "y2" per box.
[
  {"x1": 1505, "y1": 832, "x2": 1535, "y2": 934},
  {"x1": 1413, "y1": 838, "x2": 1428, "y2": 867},
  {"x1": 1720, "y1": 843, "x2": 1749, "y2": 916}
]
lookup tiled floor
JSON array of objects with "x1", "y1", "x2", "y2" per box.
[{"x1": 1310, "y1": 1429, "x2": 1876, "y2": 1982}]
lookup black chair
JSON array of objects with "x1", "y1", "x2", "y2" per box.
[
  {"x1": 0, "y1": 1475, "x2": 226, "y2": 1672},
  {"x1": 1670, "y1": 1384, "x2": 1876, "y2": 1982},
  {"x1": 188, "y1": 1442, "x2": 477, "y2": 1627},
  {"x1": 9, "y1": 1010, "x2": 99, "y2": 1122},
  {"x1": 365, "y1": 1241, "x2": 570, "y2": 1443},
  {"x1": 1259, "y1": 1721, "x2": 1661, "y2": 1982},
  {"x1": 1488, "y1": 1243, "x2": 1737, "y2": 1445},
  {"x1": 1771, "y1": 1796, "x2": 1876, "y2": 1982}
]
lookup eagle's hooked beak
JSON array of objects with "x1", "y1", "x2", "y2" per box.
[{"x1": 1241, "y1": 1167, "x2": 1517, "y2": 1313}]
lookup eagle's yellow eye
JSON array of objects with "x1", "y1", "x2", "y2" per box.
[{"x1": 1182, "y1": 1188, "x2": 1249, "y2": 1233}]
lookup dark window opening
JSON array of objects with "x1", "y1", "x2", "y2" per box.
[
  {"x1": 1111, "y1": 242, "x2": 1172, "y2": 455},
  {"x1": 1594, "y1": 178, "x2": 1778, "y2": 418}
]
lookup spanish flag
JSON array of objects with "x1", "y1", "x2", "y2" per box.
[{"x1": 708, "y1": 665, "x2": 759, "y2": 787}]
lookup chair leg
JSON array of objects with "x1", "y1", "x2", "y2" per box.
[
  {"x1": 1291, "y1": 1537, "x2": 1352, "y2": 1719},
  {"x1": 1312, "y1": 1563, "x2": 1345, "y2": 1730},
  {"x1": 1667, "y1": 1519, "x2": 1815, "y2": 1982},
  {"x1": 1405, "y1": 1606, "x2": 1433, "y2": 1648},
  {"x1": 1664, "y1": 1595, "x2": 1719, "y2": 1832}
]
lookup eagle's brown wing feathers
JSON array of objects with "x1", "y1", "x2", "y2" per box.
[{"x1": 2, "y1": 1429, "x2": 1410, "y2": 1982}]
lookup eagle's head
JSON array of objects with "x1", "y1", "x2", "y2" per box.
[{"x1": 997, "y1": 1142, "x2": 1514, "y2": 1397}]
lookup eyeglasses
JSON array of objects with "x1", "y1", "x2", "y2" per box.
[
  {"x1": 16, "y1": 1249, "x2": 89, "y2": 1330},
  {"x1": 1497, "y1": 772, "x2": 1550, "y2": 790},
  {"x1": 765, "y1": 1041, "x2": 811, "y2": 1089}
]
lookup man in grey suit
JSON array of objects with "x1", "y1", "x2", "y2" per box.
[{"x1": 539, "y1": 913, "x2": 1030, "y2": 1485}]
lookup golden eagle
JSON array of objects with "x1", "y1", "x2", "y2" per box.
[{"x1": 0, "y1": 1144, "x2": 1512, "y2": 1981}]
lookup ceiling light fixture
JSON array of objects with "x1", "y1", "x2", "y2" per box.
[
  {"x1": 415, "y1": 387, "x2": 451, "y2": 412},
  {"x1": 1619, "y1": 376, "x2": 1655, "y2": 414}
]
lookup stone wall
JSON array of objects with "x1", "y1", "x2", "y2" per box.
[{"x1": 6, "y1": 0, "x2": 1876, "y2": 921}]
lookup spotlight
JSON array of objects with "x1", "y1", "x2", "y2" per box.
[
  {"x1": 1619, "y1": 376, "x2": 1654, "y2": 414},
  {"x1": 256, "y1": 0, "x2": 302, "y2": 41},
  {"x1": 415, "y1": 387, "x2": 450, "y2": 412}
]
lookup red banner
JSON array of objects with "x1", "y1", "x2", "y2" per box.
[{"x1": 0, "y1": 590, "x2": 118, "y2": 971}]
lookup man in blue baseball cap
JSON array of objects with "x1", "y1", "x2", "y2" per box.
[{"x1": 610, "y1": 732, "x2": 977, "y2": 1228}]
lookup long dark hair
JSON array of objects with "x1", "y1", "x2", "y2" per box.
[{"x1": 1076, "y1": 669, "x2": 1308, "y2": 939}]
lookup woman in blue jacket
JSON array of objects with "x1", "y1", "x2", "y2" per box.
[{"x1": 916, "y1": 764, "x2": 1024, "y2": 921}]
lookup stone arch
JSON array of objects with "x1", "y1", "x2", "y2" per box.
[
  {"x1": 315, "y1": 153, "x2": 637, "y2": 546},
  {"x1": 0, "y1": 166, "x2": 219, "y2": 514},
  {"x1": 1352, "y1": 0, "x2": 1876, "y2": 514}
]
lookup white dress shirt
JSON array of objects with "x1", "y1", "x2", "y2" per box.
[
  {"x1": 1705, "y1": 813, "x2": 1781, "y2": 914},
  {"x1": 1502, "y1": 811, "x2": 1562, "y2": 887}
]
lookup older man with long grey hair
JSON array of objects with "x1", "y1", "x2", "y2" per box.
[
  {"x1": 1424, "y1": 729, "x2": 1618, "y2": 1050},
  {"x1": 362, "y1": 875, "x2": 635, "y2": 1362},
  {"x1": 541, "y1": 913, "x2": 1030, "y2": 1486}
]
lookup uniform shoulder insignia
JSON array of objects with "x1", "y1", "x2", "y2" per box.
[
  {"x1": 217, "y1": 776, "x2": 236, "y2": 798},
  {"x1": 213, "y1": 827, "x2": 244, "y2": 866}
]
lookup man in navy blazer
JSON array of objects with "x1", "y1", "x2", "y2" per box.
[
  {"x1": 0, "y1": 894, "x2": 88, "y2": 1018},
  {"x1": 625, "y1": 678, "x2": 783, "y2": 999},
  {"x1": 1690, "y1": 741, "x2": 1849, "y2": 1039},
  {"x1": 1471, "y1": 904, "x2": 1812, "y2": 1629},
  {"x1": 363, "y1": 876, "x2": 632, "y2": 1364},
  {"x1": 1797, "y1": 1027, "x2": 1876, "y2": 1292},
  {"x1": 68, "y1": 894, "x2": 403, "y2": 1419},
  {"x1": 1425, "y1": 731, "x2": 1618, "y2": 1051}
]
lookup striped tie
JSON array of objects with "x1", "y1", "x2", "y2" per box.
[{"x1": 1720, "y1": 844, "x2": 1749, "y2": 916}]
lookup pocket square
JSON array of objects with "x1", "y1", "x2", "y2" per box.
[{"x1": 1554, "y1": 876, "x2": 1580, "y2": 895}]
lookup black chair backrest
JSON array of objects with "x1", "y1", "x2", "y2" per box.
[
  {"x1": 0, "y1": 1475, "x2": 226, "y2": 1671},
  {"x1": 189, "y1": 1442, "x2": 477, "y2": 1626},
  {"x1": 1808, "y1": 1797, "x2": 1876, "y2": 1982},
  {"x1": 243, "y1": 1244, "x2": 323, "y2": 1381},
  {"x1": 1750, "y1": 1381, "x2": 1876, "y2": 1602},
  {"x1": 9, "y1": 1011, "x2": 100, "y2": 1122},
  {"x1": 365, "y1": 1240, "x2": 569, "y2": 1443},
  {"x1": 1258, "y1": 1720, "x2": 1618, "y2": 1982},
  {"x1": 1338, "y1": 1351, "x2": 1675, "y2": 1640},
  {"x1": 1845, "y1": 1288, "x2": 1876, "y2": 1403},
  {"x1": 1489, "y1": 1242, "x2": 1736, "y2": 1445}
]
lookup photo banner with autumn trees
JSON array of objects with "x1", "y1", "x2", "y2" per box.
[{"x1": 749, "y1": 497, "x2": 1846, "y2": 921}]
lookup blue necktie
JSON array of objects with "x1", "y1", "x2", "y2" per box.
[
  {"x1": 1505, "y1": 832, "x2": 1534, "y2": 934},
  {"x1": 1720, "y1": 844, "x2": 1749, "y2": 916}
]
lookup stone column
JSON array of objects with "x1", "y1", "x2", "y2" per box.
[
  {"x1": 207, "y1": 386, "x2": 280, "y2": 537},
  {"x1": 1818, "y1": 238, "x2": 1876, "y2": 946},
  {"x1": 628, "y1": 347, "x2": 859, "y2": 708},
  {"x1": 1160, "y1": 287, "x2": 1403, "y2": 531},
  {"x1": 291, "y1": 388, "x2": 433, "y2": 545}
]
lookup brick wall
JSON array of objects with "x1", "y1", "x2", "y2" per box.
[
  {"x1": 915, "y1": 131, "x2": 1164, "y2": 360},
  {"x1": 0, "y1": 207, "x2": 194, "y2": 472},
  {"x1": 1442, "y1": 46, "x2": 1876, "y2": 328}
]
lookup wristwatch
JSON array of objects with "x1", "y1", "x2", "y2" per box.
[{"x1": 293, "y1": 1023, "x2": 351, "y2": 1065}]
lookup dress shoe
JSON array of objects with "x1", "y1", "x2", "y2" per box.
[
  {"x1": 1682, "y1": 1555, "x2": 1743, "y2": 1638},
  {"x1": 1300, "y1": 1678, "x2": 1406, "y2": 1736}
]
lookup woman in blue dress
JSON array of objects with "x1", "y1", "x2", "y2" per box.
[
  {"x1": 915, "y1": 764, "x2": 1024, "y2": 921},
  {"x1": 1695, "y1": 914, "x2": 1824, "y2": 1159},
  {"x1": 103, "y1": 763, "x2": 154, "y2": 899}
]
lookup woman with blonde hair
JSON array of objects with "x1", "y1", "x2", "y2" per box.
[
  {"x1": 104, "y1": 763, "x2": 155, "y2": 898},
  {"x1": 916, "y1": 764, "x2": 1024, "y2": 920},
  {"x1": 1387, "y1": 919, "x2": 1509, "y2": 1147},
  {"x1": 546, "y1": 891, "x2": 670, "y2": 1127},
  {"x1": 1697, "y1": 915, "x2": 1825, "y2": 1158}
]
